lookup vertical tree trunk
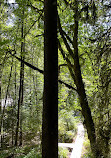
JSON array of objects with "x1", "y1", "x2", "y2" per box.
[
  {"x1": 0, "y1": 68, "x2": 2, "y2": 148},
  {"x1": 15, "y1": 39, "x2": 24, "y2": 147},
  {"x1": 19, "y1": 51, "x2": 24, "y2": 146},
  {"x1": 0, "y1": 4, "x2": 1, "y2": 147},
  {"x1": 12, "y1": 61, "x2": 17, "y2": 146},
  {"x1": 0, "y1": 60, "x2": 13, "y2": 148},
  {"x1": 11, "y1": 104, "x2": 14, "y2": 146},
  {"x1": 73, "y1": 1, "x2": 101, "y2": 157},
  {"x1": 42, "y1": 0, "x2": 58, "y2": 158},
  {"x1": 15, "y1": 13, "x2": 24, "y2": 146}
]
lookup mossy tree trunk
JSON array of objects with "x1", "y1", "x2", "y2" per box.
[{"x1": 73, "y1": 1, "x2": 102, "y2": 157}]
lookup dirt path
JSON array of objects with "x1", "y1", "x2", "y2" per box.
[{"x1": 58, "y1": 123, "x2": 84, "y2": 158}]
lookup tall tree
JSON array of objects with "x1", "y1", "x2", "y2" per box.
[
  {"x1": 72, "y1": 1, "x2": 100, "y2": 157},
  {"x1": 15, "y1": 9, "x2": 25, "y2": 146},
  {"x1": 58, "y1": 0, "x2": 104, "y2": 157},
  {"x1": 0, "y1": 67, "x2": 2, "y2": 148},
  {"x1": 42, "y1": 0, "x2": 58, "y2": 157}
]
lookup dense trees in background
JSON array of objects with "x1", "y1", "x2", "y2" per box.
[{"x1": 0, "y1": 0, "x2": 111, "y2": 158}]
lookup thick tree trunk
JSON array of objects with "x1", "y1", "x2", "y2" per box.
[
  {"x1": 42, "y1": 0, "x2": 58, "y2": 158},
  {"x1": 0, "y1": 69, "x2": 2, "y2": 148},
  {"x1": 0, "y1": 5, "x2": 1, "y2": 147},
  {"x1": 73, "y1": 1, "x2": 101, "y2": 157}
]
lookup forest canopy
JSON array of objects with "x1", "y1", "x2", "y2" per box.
[{"x1": 0, "y1": 0, "x2": 111, "y2": 158}]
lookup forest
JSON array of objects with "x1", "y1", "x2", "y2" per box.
[{"x1": 0, "y1": 0, "x2": 111, "y2": 158}]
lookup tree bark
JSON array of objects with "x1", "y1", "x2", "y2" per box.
[
  {"x1": 42, "y1": 0, "x2": 58, "y2": 157},
  {"x1": 0, "y1": 68, "x2": 2, "y2": 147},
  {"x1": 0, "y1": 6, "x2": 1, "y2": 111}
]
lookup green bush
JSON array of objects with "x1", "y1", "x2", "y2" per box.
[
  {"x1": 65, "y1": 131, "x2": 74, "y2": 143},
  {"x1": 24, "y1": 148, "x2": 42, "y2": 158},
  {"x1": 0, "y1": 145, "x2": 42, "y2": 158},
  {"x1": 58, "y1": 110, "x2": 77, "y2": 143},
  {"x1": 58, "y1": 147, "x2": 69, "y2": 158},
  {"x1": 0, "y1": 153, "x2": 9, "y2": 158},
  {"x1": 59, "y1": 130, "x2": 74, "y2": 143},
  {"x1": 81, "y1": 135, "x2": 93, "y2": 158}
]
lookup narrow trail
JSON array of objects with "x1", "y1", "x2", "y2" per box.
[{"x1": 58, "y1": 123, "x2": 84, "y2": 158}]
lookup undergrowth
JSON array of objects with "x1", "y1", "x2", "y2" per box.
[{"x1": 81, "y1": 132, "x2": 93, "y2": 158}]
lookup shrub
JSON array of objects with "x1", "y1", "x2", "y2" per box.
[
  {"x1": 58, "y1": 111, "x2": 77, "y2": 143},
  {"x1": 58, "y1": 147, "x2": 69, "y2": 158},
  {"x1": 24, "y1": 148, "x2": 42, "y2": 158},
  {"x1": 81, "y1": 134, "x2": 93, "y2": 158}
]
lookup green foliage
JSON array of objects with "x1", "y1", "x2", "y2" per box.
[
  {"x1": 23, "y1": 149, "x2": 41, "y2": 158},
  {"x1": 0, "y1": 0, "x2": 111, "y2": 157},
  {"x1": 0, "y1": 152, "x2": 9, "y2": 158},
  {"x1": 81, "y1": 134, "x2": 93, "y2": 158},
  {"x1": 59, "y1": 110, "x2": 77, "y2": 143},
  {"x1": 58, "y1": 147, "x2": 69, "y2": 158},
  {"x1": 0, "y1": 145, "x2": 41, "y2": 158}
]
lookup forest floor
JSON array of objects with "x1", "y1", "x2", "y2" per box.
[{"x1": 58, "y1": 123, "x2": 84, "y2": 158}]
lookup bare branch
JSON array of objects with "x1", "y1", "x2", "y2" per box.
[
  {"x1": 58, "y1": 79, "x2": 77, "y2": 92},
  {"x1": 8, "y1": 50, "x2": 44, "y2": 74},
  {"x1": 8, "y1": 50, "x2": 77, "y2": 92}
]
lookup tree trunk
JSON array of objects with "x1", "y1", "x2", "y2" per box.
[
  {"x1": 0, "y1": 60, "x2": 13, "y2": 148},
  {"x1": 15, "y1": 14, "x2": 24, "y2": 146},
  {"x1": 15, "y1": 40, "x2": 24, "y2": 147},
  {"x1": 0, "y1": 4, "x2": 1, "y2": 147},
  {"x1": 42, "y1": 0, "x2": 58, "y2": 157},
  {"x1": 12, "y1": 61, "x2": 17, "y2": 146},
  {"x1": 73, "y1": 1, "x2": 101, "y2": 157},
  {"x1": 0, "y1": 68, "x2": 2, "y2": 147}
]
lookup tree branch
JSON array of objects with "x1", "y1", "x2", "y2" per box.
[
  {"x1": 58, "y1": 79, "x2": 77, "y2": 92},
  {"x1": 8, "y1": 50, "x2": 44, "y2": 74},
  {"x1": 58, "y1": 40, "x2": 76, "y2": 84},
  {"x1": 8, "y1": 50, "x2": 77, "y2": 92},
  {"x1": 58, "y1": 15, "x2": 74, "y2": 59}
]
